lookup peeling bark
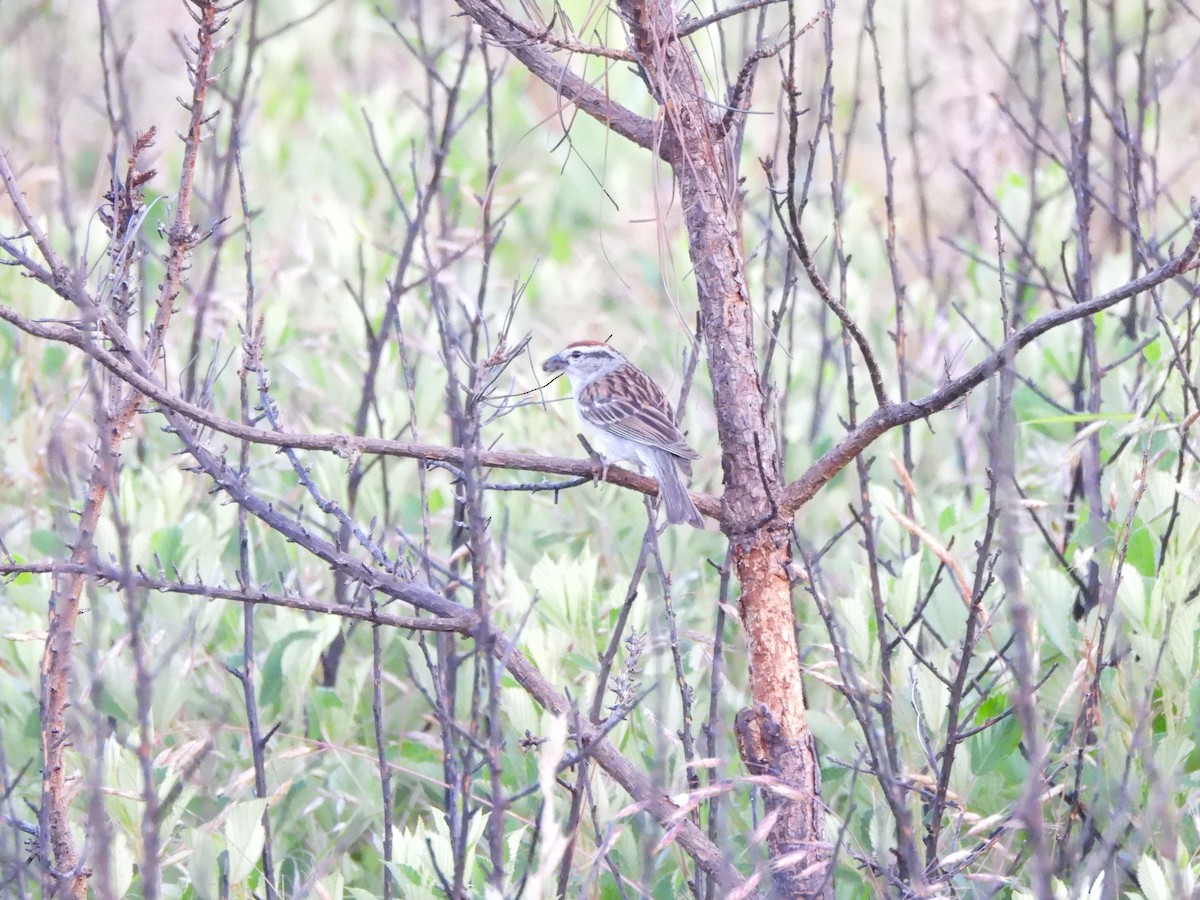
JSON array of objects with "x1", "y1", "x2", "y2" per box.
[{"x1": 612, "y1": 1, "x2": 831, "y2": 894}]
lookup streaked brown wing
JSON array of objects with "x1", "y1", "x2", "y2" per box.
[{"x1": 579, "y1": 363, "x2": 699, "y2": 461}]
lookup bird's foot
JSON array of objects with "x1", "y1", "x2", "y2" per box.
[{"x1": 576, "y1": 434, "x2": 610, "y2": 485}]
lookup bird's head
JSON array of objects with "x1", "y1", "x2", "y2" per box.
[{"x1": 542, "y1": 340, "x2": 626, "y2": 383}]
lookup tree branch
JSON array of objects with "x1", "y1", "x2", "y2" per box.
[
  {"x1": 781, "y1": 207, "x2": 1200, "y2": 516},
  {"x1": 0, "y1": 561, "x2": 478, "y2": 632},
  {"x1": 453, "y1": 0, "x2": 665, "y2": 160},
  {"x1": 0, "y1": 303, "x2": 721, "y2": 520}
]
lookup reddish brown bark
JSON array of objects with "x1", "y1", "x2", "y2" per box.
[{"x1": 613, "y1": 1, "x2": 831, "y2": 894}]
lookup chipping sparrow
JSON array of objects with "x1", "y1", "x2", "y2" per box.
[{"x1": 543, "y1": 340, "x2": 704, "y2": 528}]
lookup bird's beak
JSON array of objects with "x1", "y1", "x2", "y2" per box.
[{"x1": 542, "y1": 352, "x2": 566, "y2": 373}]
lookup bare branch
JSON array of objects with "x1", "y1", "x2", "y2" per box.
[
  {"x1": 678, "y1": 0, "x2": 788, "y2": 37},
  {"x1": 781, "y1": 208, "x2": 1200, "y2": 516},
  {"x1": 0, "y1": 302, "x2": 722, "y2": 520},
  {"x1": 454, "y1": 0, "x2": 663, "y2": 158}
]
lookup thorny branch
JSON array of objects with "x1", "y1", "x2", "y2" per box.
[{"x1": 0, "y1": 303, "x2": 723, "y2": 520}]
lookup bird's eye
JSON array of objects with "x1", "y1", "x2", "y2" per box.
[{"x1": 570, "y1": 350, "x2": 581, "y2": 359}]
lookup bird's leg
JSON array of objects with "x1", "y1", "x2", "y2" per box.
[{"x1": 576, "y1": 434, "x2": 610, "y2": 485}]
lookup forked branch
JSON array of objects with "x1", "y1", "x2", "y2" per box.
[{"x1": 780, "y1": 206, "x2": 1200, "y2": 517}]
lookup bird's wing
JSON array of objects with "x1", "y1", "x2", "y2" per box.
[{"x1": 579, "y1": 364, "x2": 699, "y2": 461}]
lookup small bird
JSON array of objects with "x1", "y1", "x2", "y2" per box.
[{"x1": 543, "y1": 340, "x2": 704, "y2": 528}]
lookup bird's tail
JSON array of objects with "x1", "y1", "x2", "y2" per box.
[{"x1": 649, "y1": 452, "x2": 703, "y2": 528}]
